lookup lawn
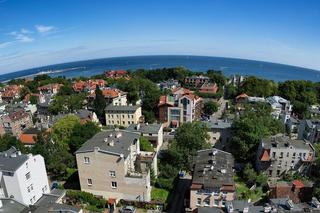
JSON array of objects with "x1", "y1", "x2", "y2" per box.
[
  {"x1": 151, "y1": 187, "x2": 169, "y2": 203},
  {"x1": 235, "y1": 176, "x2": 265, "y2": 202}
]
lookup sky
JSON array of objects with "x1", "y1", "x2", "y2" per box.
[{"x1": 0, "y1": 0, "x2": 320, "y2": 74}]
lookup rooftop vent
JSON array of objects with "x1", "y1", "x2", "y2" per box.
[
  {"x1": 135, "y1": 123, "x2": 140, "y2": 130},
  {"x1": 108, "y1": 140, "x2": 114, "y2": 146},
  {"x1": 243, "y1": 207, "x2": 249, "y2": 213},
  {"x1": 104, "y1": 138, "x2": 108, "y2": 143},
  {"x1": 227, "y1": 202, "x2": 234, "y2": 213},
  {"x1": 115, "y1": 132, "x2": 122, "y2": 138},
  {"x1": 212, "y1": 150, "x2": 218, "y2": 156},
  {"x1": 286, "y1": 199, "x2": 294, "y2": 210},
  {"x1": 264, "y1": 205, "x2": 272, "y2": 213},
  {"x1": 10, "y1": 153, "x2": 17, "y2": 158},
  {"x1": 221, "y1": 169, "x2": 226, "y2": 174},
  {"x1": 108, "y1": 133, "x2": 113, "y2": 138}
]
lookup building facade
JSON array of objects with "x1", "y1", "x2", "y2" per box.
[
  {"x1": 185, "y1": 75, "x2": 210, "y2": 88},
  {"x1": 256, "y1": 134, "x2": 315, "y2": 179},
  {"x1": 0, "y1": 110, "x2": 33, "y2": 138},
  {"x1": 158, "y1": 88, "x2": 203, "y2": 128},
  {"x1": 0, "y1": 147, "x2": 49, "y2": 205},
  {"x1": 75, "y1": 130, "x2": 151, "y2": 202},
  {"x1": 298, "y1": 119, "x2": 320, "y2": 143},
  {"x1": 105, "y1": 105, "x2": 142, "y2": 127}
]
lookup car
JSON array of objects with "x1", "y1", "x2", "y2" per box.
[
  {"x1": 119, "y1": 206, "x2": 136, "y2": 213},
  {"x1": 51, "y1": 181, "x2": 59, "y2": 190}
]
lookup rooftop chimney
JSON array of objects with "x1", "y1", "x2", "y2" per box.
[
  {"x1": 312, "y1": 197, "x2": 320, "y2": 209},
  {"x1": 286, "y1": 199, "x2": 294, "y2": 210},
  {"x1": 243, "y1": 207, "x2": 249, "y2": 213}
]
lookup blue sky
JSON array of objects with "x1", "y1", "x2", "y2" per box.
[{"x1": 0, "y1": 0, "x2": 320, "y2": 74}]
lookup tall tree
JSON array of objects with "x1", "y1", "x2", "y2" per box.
[
  {"x1": 173, "y1": 122, "x2": 210, "y2": 168},
  {"x1": 93, "y1": 86, "x2": 106, "y2": 123}
]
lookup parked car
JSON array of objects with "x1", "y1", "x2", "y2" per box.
[
  {"x1": 51, "y1": 181, "x2": 59, "y2": 190},
  {"x1": 119, "y1": 206, "x2": 136, "y2": 213}
]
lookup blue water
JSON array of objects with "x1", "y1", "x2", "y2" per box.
[{"x1": 0, "y1": 55, "x2": 319, "y2": 82}]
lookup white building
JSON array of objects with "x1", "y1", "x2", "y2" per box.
[
  {"x1": 0, "y1": 147, "x2": 49, "y2": 205},
  {"x1": 266, "y1": 96, "x2": 292, "y2": 124}
]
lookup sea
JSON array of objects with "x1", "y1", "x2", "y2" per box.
[{"x1": 0, "y1": 55, "x2": 319, "y2": 82}]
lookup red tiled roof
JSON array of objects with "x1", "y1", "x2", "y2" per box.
[
  {"x1": 292, "y1": 180, "x2": 304, "y2": 188},
  {"x1": 236, "y1": 93, "x2": 249, "y2": 100},
  {"x1": 8, "y1": 111, "x2": 29, "y2": 122},
  {"x1": 190, "y1": 183, "x2": 202, "y2": 190},
  {"x1": 260, "y1": 149, "x2": 270, "y2": 161},
  {"x1": 19, "y1": 133, "x2": 37, "y2": 144},
  {"x1": 37, "y1": 83, "x2": 63, "y2": 91}
]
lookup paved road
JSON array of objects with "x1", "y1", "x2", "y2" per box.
[
  {"x1": 211, "y1": 96, "x2": 227, "y2": 120},
  {"x1": 166, "y1": 178, "x2": 191, "y2": 213}
]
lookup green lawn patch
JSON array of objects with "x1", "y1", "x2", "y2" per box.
[{"x1": 151, "y1": 187, "x2": 169, "y2": 203}]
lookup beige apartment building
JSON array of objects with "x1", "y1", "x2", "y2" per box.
[
  {"x1": 75, "y1": 130, "x2": 151, "y2": 202},
  {"x1": 105, "y1": 105, "x2": 142, "y2": 127}
]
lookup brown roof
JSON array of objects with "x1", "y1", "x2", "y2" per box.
[
  {"x1": 236, "y1": 93, "x2": 249, "y2": 100},
  {"x1": 8, "y1": 111, "x2": 29, "y2": 122},
  {"x1": 292, "y1": 180, "x2": 304, "y2": 188},
  {"x1": 260, "y1": 149, "x2": 270, "y2": 161},
  {"x1": 190, "y1": 183, "x2": 202, "y2": 190},
  {"x1": 19, "y1": 133, "x2": 37, "y2": 144},
  {"x1": 88, "y1": 88, "x2": 125, "y2": 98},
  {"x1": 37, "y1": 83, "x2": 63, "y2": 91}
]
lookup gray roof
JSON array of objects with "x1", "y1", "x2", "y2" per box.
[
  {"x1": 75, "y1": 109, "x2": 93, "y2": 120},
  {"x1": 226, "y1": 200, "x2": 265, "y2": 213},
  {"x1": 0, "y1": 147, "x2": 29, "y2": 172},
  {"x1": 262, "y1": 134, "x2": 313, "y2": 151},
  {"x1": 204, "y1": 120, "x2": 232, "y2": 130},
  {"x1": 33, "y1": 189, "x2": 80, "y2": 213},
  {"x1": 197, "y1": 207, "x2": 224, "y2": 213},
  {"x1": 0, "y1": 198, "x2": 29, "y2": 213},
  {"x1": 126, "y1": 123, "x2": 162, "y2": 134},
  {"x1": 105, "y1": 105, "x2": 141, "y2": 112},
  {"x1": 75, "y1": 130, "x2": 140, "y2": 158},
  {"x1": 192, "y1": 148, "x2": 234, "y2": 190}
]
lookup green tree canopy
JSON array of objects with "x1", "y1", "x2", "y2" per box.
[
  {"x1": 173, "y1": 121, "x2": 210, "y2": 168},
  {"x1": 139, "y1": 136, "x2": 154, "y2": 152},
  {"x1": 230, "y1": 103, "x2": 284, "y2": 161},
  {"x1": 203, "y1": 101, "x2": 219, "y2": 115},
  {"x1": 93, "y1": 86, "x2": 106, "y2": 122},
  {"x1": 52, "y1": 115, "x2": 80, "y2": 149}
]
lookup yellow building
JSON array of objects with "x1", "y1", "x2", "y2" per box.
[{"x1": 105, "y1": 105, "x2": 142, "y2": 127}]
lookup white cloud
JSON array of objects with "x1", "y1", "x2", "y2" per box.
[
  {"x1": 15, "y1": 34, "x2": 33, "y2": 43},
  {"x1": 35, "y1": 25, "x2": 55, "y2": 34},
  {"x1": 0, "y1": 41, "x2": 15, "y2": 48},
  {"x1": 21, "y1": 28, "x2": 32, "y2": 34}
]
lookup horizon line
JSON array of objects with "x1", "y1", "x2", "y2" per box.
[{"x1": 1, "y1": 54, "x2": 320, "y2": 76}]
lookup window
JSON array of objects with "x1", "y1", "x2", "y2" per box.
[
  {"x1": 30, "y1": 199, "x2": 33, "y2": 204},
  {"x1": 197, "y1": 198, "x2": 201, "y2": 205},
  {"x1": 111, "y1": 181, "x2": 117, "y2": 188},
  {"x1": 214, "y1": 199, "x2": 219, "y2": 206},
  {"x1": 30, "y1": 184, "x2": 33, "y2": 190},
  {"x1": 280, "y1": 152, "x2": 283, "y2": 158},
  {"x1": 27, "y1": 186, "x2": 30, "y2": 193},
  {"x1": 25, "y1": 172, "x2": 31, "y2": 180},
  {"x1": 287, "y1": 152, "x2": 289, "y2": 157},
  {"x1": 272, "y1": 152, "x2": 276, "y2": 158},
  {"x1": 293, "y1": 153, "x2": 296, "y2": 158},
  {"x1": 26, "y1": 162, "x2": 28, "y2": 169},
  {"x1": 269, "y1": 170, "x2": 272, "y2": 176},
  {"x1": 204, "y1": 198, "x2": 210, "y2": 206},
  {"x1": 277, "y1": 170, "x2": 280, "y2": 176},
  {"x1": 84, "y1": 157, "x2": 90, "y2": 164},
  {"x1": 109, "y1": 171, "x2": 116, "y2": 177},
  {"x1": 87, "y1": 179, "x2": 93, "y2": 186}
]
